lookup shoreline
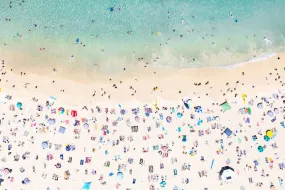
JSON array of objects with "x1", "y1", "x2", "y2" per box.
[
  {"x1": 1, "y1": 52, "x2": 284, "y2": 106},
  {"x1": 214, "y1": 52, "x2": 277, "y2": 69},
  {"x1": 0, "y1": 45, "x2": 280, "y2": 76}
]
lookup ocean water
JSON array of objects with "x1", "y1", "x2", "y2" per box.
[{"x1": 1, "y1": 0, "x2": 285, "y2": 72}]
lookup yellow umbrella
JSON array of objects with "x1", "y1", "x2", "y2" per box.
[
  {"x1": 154, "y1": 99, "x2": 158, "y2": 109},
  {"x1": 242, "y1": 94, "x2": 247, "y2": 103},
  {"x1": 266, "y1": 130, "x2": 273, "y2": 138}
]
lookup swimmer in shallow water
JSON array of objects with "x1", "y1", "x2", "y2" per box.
[{"x1": 264, "y1": 36, "x2": 272, "y2": 46}]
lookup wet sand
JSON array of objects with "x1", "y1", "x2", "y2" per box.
[{"x1": 1, "y1": 52, "x2": 284, "y2": 105}]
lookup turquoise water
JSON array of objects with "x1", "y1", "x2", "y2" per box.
[{"x1": 1, "y1": 0, "x2": 285, "y2": 71}]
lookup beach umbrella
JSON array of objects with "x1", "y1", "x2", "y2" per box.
[
  {"x1": 41, "y1": 141, "x2": 48, "y2": 149},
  {"x1": 117, "y1": 171, "x2": 124, "y2": 179},
  {"x1": 3, "y1": 168, "x2": 12, "y2": 175},
  {"x1": 257, "y1": 103, "x2": 263, "y2": 109},
  {"x1": 266, "y1": 130, "x2": 273, "y2": 138},
  {"x1": 242, "y1": 94, "x2": 247, "y2": 102},
  {"x1": 161, "y1": 146, "x2": 168, "y2": 152},
  {"x1": 58, "y1": 107, "x2": 65, "y2": 114},
  {"x1": 274, "y1": 108, "x2": 279, "y2": 114},
  {"x1": 16, "y1": 102, "x2": 22, "y2": 108},
  {"x1": 177, "y1": 112, "x2": 183, "y2": 118},
  {"x1": 166, "y1": 116, "x2": 172, "y2": 123},
  {"x1": 66, "y1": 145, "x2": 71, "y2": 151},
  {"x1": 267, "y1": 110, "x2": 274, "y2": 117},
  {"x1": 258, "y1": 146, "x2": 264, "y2": 152},
  {"x1": 83, "y1": 123, "x2": 89, "y2": 129},
  {"x1": 160, "y1": 181, "x2": 166, "y2": 187},
  {"x1": 135, "y1": 116, "x2": 140, "y2": 122},
  {"x1": 120, "y1": 109, "x2": 126, "y2": 115},
  {"x1": 264, "y1": 135, "x2": 270, "y2": 142}
]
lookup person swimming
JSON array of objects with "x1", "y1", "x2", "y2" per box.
[{"x1": 264, "y1": 36, "x2": 272, "y2": 46}]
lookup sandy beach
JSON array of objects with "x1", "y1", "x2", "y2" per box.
[
  {"x1": 2, "y1": 1, "x2": 285, "y2": 189},
  {"x1": 0, "y1": 52, "x2": 285, "y2": 190}
]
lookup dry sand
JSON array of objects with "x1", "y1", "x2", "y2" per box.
[{"x1": 0, "y1": 53, "x2": 285, "y2": 190}]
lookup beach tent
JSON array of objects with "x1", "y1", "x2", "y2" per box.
[
  {"x1": 220, "y1": 102, "x2": 231, "y2": 112},
  {"x1": 224, "y1": 128, "x2": 233, "y2": 137},
  {"x1": 219, "y1": 166, "x2": 235, "y2": 182},
  {"x1": 82, "y1": 182, "x2": 91, "y2": 190},
  {"x1": 58, "y1": 127, "x2": 66, "y2": 134}
]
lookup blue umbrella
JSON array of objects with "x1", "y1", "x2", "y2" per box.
[
  {"x1": 41, "y1": 141, "x2": 48, "y2": 149},
  {"x1": 16, "y1": 102, "x2": 22, "y2": 108},
  {"x1": 258, "y1": 146, "x2": 264, "y2": 152},
  {"x1": 117, "y1": 171, "x2": 124, "y2": 179},
  {"x1": 83, "y1": 123, "x2": 89, "y2": 129},
  {"x1": 160, "y1": 181, "x2": 166, "y2": 187},
  {"x1": 274, "y1": 108, "x2": 279, "y2": 114},
  {"x1": 120, "y1": 109, "x2": 126, "y2": 115},
  {"x1": 257, "y1": 103, "x2": 263, "y2": 109},
  {"x1": 177, "y1": 113, "x2": 183, "y2": 118},
  {"x1": 267, "y1": 110, "x2": 274, "y2": 117},
  {"x1": 66, "y1": 145, "x2": 71, "y2": 151},
  {"x1": 264, "y1": 135, "x2": 270, "y2": 142}
]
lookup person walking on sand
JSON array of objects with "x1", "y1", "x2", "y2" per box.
[{"x1": 279, "y1": 177, "x2": 283, "y2": 187}]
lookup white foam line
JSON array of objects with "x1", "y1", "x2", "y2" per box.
[{"x1": 216, "y1": 53, "x2": 277, "y2": 69}]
